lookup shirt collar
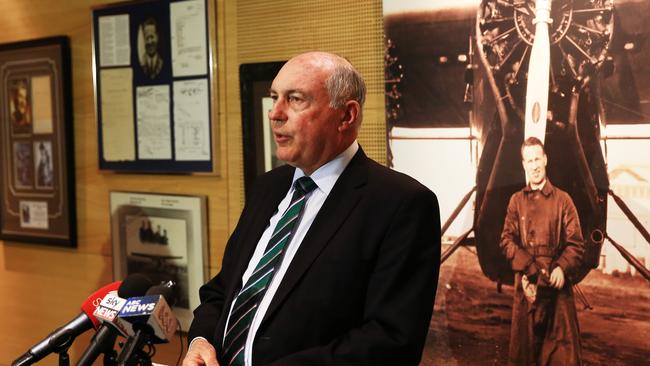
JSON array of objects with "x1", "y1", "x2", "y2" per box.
[
  {"x1": 292, "y1": 140, "x2": 359, "y2": 195},
  {"x1": 524, "y1": 178, "x2": 554, "y2": 197}
]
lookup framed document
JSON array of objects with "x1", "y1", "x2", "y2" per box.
[
  {"x1": 110, "y1": 191, "x2": 209, "y2": 331},
  {"x1": 92, "y1": 0, "x2": 217, "y2": 174},
  {"x1": 0, "y1": 36, "x2": 76, "y2": 247}
]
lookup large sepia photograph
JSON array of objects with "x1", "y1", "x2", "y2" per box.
[{"x1": 384, "y1": 0, "x2": 650, "y2": 365}]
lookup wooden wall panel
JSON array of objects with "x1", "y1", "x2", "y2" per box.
[{"x1": 0, "y1": 1, "x2": 385, "y2": 364}]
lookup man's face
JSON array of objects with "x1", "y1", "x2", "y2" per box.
[
  {"x1": 16, "y1": 86, "x2": 28, "y2": 115},
  {"x1": 268, "y1": 57, "x2": 343, "y2": 174},
  {"x1": 522, "y1": 144, "x2": 547, "y2": 185},
  {"x1": 144, "y1": 24, "x2": 159, "y2": 57}
]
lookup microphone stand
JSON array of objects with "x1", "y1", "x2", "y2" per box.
[
  {"x1": 117, "y1": 329, "x2": 153, "y2": 366},
  {"x1": 58, "y1": 347, "x2": 70, "y2": 366},
  {"x1": 103, "y1": 348, "x2": 118, "y2": 366}
]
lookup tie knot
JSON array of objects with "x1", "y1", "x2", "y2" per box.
[{"x1": 294, "y1": 176, "x2": 317, "y2": 196}]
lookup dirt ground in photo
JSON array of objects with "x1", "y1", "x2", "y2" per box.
[{"x1": 421, "y1": 247, "x2": 650, "y2": 365}]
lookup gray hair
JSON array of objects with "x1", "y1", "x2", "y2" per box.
[{"x1": 325, "y1": 63, "x2": 366, "y2": 110}]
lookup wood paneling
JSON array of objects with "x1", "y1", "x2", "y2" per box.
[{"x1": 0, "y1": 1, "x2": 384, "y2": 364}]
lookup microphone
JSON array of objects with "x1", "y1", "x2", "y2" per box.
[
  {"x1": 11, "y1": 281, "x2": 122, "y2": 366},
  {"x1": 76, "y1": 274, "x2": 153, "y2": 366},
  {"x1": 116, "y1": 282, "x2": 179, "y2": 366}
]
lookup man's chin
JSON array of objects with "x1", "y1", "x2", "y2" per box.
[{"x1": 275, "y1": 151, "x2": 293, "y2": 164}]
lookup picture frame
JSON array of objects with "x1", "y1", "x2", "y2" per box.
[
  {"x1": 92, "y1": 0, "x2": 218, "y2": 174},
  {"x1": 0, "y1": 36, "x2": 76, "y2": 247},
  {"x1": 110, "y1": 191, "x2": 208, "y2": 331},
  {"x1": 239, "y1": 61, "x2": 286, "y2": 199}
]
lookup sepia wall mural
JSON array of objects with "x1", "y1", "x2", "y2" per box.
[{"x1": 384, "y1": 1, "x2": 650, "y2": 364}]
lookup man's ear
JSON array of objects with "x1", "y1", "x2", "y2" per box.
[{"x1": 338, "y1": 100, "x2": 361, "y2": 132}]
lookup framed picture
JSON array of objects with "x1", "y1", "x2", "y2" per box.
[
  {"x1": 0, "y1": 36, "x2": 76, "y2": 247},
  {"x1": 239, "y1": 61, "x2": 286, "y2": 199},
  {"x1": 110, "y1": 191, "x2": 208, "y2": 331},
  {"x1": 92, "y1": 0, "x2": 218, "y2": 174}
]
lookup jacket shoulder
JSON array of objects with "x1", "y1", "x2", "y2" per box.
[
  {"x1": 246, "y1": 164, "x2": 294, "y2": 200},
  {"x1": 363, "y1": 157, "x2": 436, "y2": 199}
]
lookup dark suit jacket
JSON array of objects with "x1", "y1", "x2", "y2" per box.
[{"x1": 188, "y1": 148, "x2": 441, "y2": 365}]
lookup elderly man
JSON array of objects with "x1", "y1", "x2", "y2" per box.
[
  {"x1": 500, "y1": 137, "x2": 585, "y2": 366},
  {"x1": 183, "y1": 52, "x2": 440, "y2": 366}
]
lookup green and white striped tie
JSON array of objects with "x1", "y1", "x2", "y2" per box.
[{"x1": 222, "y1": 176, "x2": 318, "y2": 366}]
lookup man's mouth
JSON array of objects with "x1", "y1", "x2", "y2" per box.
[{"x1": 274, "y1": 133, "x2": 290, "y2": 144}]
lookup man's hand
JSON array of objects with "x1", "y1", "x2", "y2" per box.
[
  {"x1": 549, "y1": 267, "x2": 565, "y2": 289},
  {"x1": 183, "y1": 338, "x2": 220, "y2": 366},
  {"x1": 521, "y1": 274, "x2": 537, "y2": 303}
]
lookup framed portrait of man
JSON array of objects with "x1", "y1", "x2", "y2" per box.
[{"x1": 8, "y1": 78, "x2": 32, "y2": 135}]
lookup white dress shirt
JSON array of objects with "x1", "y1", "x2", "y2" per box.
[{"x1": 223, "y1": 141, "x2": 359, "y2": 365}]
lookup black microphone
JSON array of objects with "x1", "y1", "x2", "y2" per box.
[
  {"x1": 76, "y1": 274, "x2": 153, "y2": 366},
  {"x1": 11, "y1": 281, "x2": 122, "y2": 366},
  {"x1": 116, "y1": 282, "x2": 179, "y2": 366}
]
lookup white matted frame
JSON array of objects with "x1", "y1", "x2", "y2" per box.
[{"x1": 110, "y1": 191, "x2": 208, "y2": 331}]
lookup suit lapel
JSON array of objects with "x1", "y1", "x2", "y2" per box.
[
  {"x1": 215, "y1": 167, "x2": 295, "y2": 346},
  {"x1": 231, "y1": 167, "x2": 295, "y2": 291},
  {"x1": 263, "y1": 149, "x2": 369, "y2": 321}
]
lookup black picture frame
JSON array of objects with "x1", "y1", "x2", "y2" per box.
[
  {"x1": 239, "y1": 61, "x2": 286, "y2": 199},
  {"x1": 0, "y1": 36, "x2": 76, "y2": 247}
]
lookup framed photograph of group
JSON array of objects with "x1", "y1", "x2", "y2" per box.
[
  {"x1": 0, "y1": 36, "x2": 76, "y2": 247},
  {"x1": 109, "y1": 191, "x2": 208, "y2": 331},
  {"x1": 92, "y1": 0, "x2": 218, "y2": 174}
]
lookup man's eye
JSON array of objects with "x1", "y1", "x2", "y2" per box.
[{"x1": 288, "y1": 95, "x2": 303, "y2": 103}]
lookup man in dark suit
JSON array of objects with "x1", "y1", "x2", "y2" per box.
[
  {"x1": 140, "y1": 17, "x2": 163, "y2": 79},
  {"x1": 183, "y1": 52, "x2": 441, "y2": 366}
]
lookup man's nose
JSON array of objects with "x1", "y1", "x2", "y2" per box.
[{"x1": 268, "y1": 99, "x2": 287, "y2": 122}]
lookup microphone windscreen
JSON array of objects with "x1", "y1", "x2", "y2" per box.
[
  {"x1": 145, "y1": 285, "x2": 177, "y2": 307},
  {"x1": 118, "y1": 274, "x2": 153, "y2": 299},
  {"x1": 81, "y1": 281, "x2": 122, "y2": 328}
]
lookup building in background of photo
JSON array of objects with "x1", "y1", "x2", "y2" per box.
[{"x1": 604, "y1": 165, "x2": 650, "y2": 275}]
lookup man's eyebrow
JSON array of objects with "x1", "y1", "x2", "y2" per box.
[{"x1": 268, "y1": 88, "x2": 311, "y2": 99}]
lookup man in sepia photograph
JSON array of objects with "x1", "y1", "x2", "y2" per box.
[
  {"x1": 9, "y1": 78, "x2": 32, "y2": 133},
  {"x1": 13, "y1": 142, "x2": 33, "y2": 188},
  {"x1": 35, "y1": 141, "x2": 53, "y2": 188},
  {"x1": 139, "y1": 17, "x2": 163, "y2": 79},
  {"x1": 500, "y1": 137, "x2": 585, "y2": 366}
]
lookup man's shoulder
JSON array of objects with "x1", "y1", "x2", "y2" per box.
[
  {"x1": 550, "y1": 185, "x2": 577, "y2": 207},
  {"x1": 362, "y1": 156, "x2": 435, "y2": 197},
  {"x1": 254, "y1": 164, "x2": 294, "y2": 187},
  {"x1": 509, "y1": 188, "x2": 526, "y2": 201}
]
